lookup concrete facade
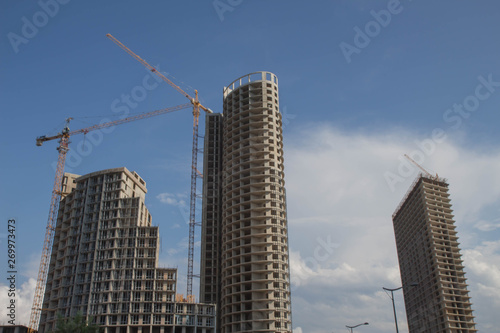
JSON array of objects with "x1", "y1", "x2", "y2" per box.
[
  {"x1": 201, "y1": 72, "x2": 292, "y2": 333},
  {"x1": 200, "y1": 113, "x2": 224, "y2": 330},
  {"x1": 39, "y1": 168, "x2": 215, "y2": 333},
  {"x1": 392, "y1": 175, "x2": 477, "y2": 333}
]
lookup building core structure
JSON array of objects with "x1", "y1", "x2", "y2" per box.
[
  {"x1": 39, "y1": 167, "x2": 215, "y2": 333},
  {"x1": 392, "y1": 175, "x2": 477, "y2": 333},
  {"x1": 200, "y1": 72, "x2": 292, "y2": 332}
]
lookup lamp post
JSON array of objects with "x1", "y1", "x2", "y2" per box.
[
  {"x1": 383, "y1": 286, "x2": 403, "y2": 333},
  {"x1": 345, "y1": 322, "x2": 369, "y2": 333},
  {"x1": 383, "y1": 283, "x2": 418, "y2": 333}
]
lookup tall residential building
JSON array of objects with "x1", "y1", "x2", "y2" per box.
[
  {"x1": 200, "y1": 72, "x2": 292, "y2": 333},
  {"x1": 39, "y1": 167, "x2": 215, "y2": 333},
  {"x1": 392, "y1": 175, "x2": 477, "y2": 333}
]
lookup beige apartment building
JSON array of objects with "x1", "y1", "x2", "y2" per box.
[
  {"x1": 200, "y1": 72, "x2": 292, "y2": 332},
  {"x1": 38, "y1": 167, "x2": 215, "y2": 333},
  {"x1": 392, "y1": 175, "x2": 477, "y2": 333}
]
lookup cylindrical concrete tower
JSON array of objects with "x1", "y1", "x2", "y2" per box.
[{"x1": 221, "y1": 72, "x2": 292, "y2": 332}]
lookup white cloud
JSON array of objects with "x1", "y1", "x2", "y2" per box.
[
  {"x1": 463, "y1": 241, "x2": 500, "y2": 298},
  {"x1": 474, "y1": 219, "x2": 500, "y2": 232},
  {"x1": 285, "y1": 125, "x2": 500, "y2": 332},
  {"x1": 10, "y1": 125, "x2": 499, "y2": 332},
  {"x1": 0, "y1": 278, "x2": 36, "y2": 326},
  {"x1": 167, "y1": 248, "x2": 179, "y2": 256},
  {"x1": 0, "y1": 253, "x2": 41, "y2": 326},
  {"x1": 157, "y1": 192, "x2": 187, "y2": 206}
]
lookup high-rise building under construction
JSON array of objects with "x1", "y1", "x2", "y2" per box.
[
  {"x1": 392, "y1": 175, "x2": 477, "y2": 332},
  {"x1": 39, "y1": 167, "x2": 215, "y2": 333},
  {"x1": 200, "y1": 72, "x2": 292, "y2": 332}
]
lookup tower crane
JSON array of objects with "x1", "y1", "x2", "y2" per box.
[
  {"x1": 28, "y1": 103, "x2": 191, "y2": 332},
  {"x1": 106, "y1": 34, "x2": 213, "y2": 298},
  {"x1": 404, "y1": 154, "x2": 439, "y2": 180}
]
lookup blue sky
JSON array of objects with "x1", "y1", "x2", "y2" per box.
[{"x1": 1, "y1": 1, "x2": 500, "y2": 332}]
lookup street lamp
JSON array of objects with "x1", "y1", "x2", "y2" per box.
[
  {"x1": 345, "y1": 322, "x2": 369, "y2": 332},
  {"x1": 383, "y1": 283, "x2": 418, "y2": 333},
  {"x1": 383, "y1": 286, "x2": 402, "y2": 333}
]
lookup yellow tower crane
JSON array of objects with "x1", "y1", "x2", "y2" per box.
[
  {"x1": 28, "y1": 103, "x2": 191, "y2": 332},
  {"x1": 106, "y1": 33, "x2": 213, "y2": 298}
]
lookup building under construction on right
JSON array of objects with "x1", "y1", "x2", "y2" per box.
[{"x1": 392, "y1": 175, "x2": 477, "y2": 332}]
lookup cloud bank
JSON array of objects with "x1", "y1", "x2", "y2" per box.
[
  {"x1": 2, "y1": 124, "x2": 498, "y2": 332},
  {"x1": 285, "y1": 124, "x2": 500, "y2": 332}
]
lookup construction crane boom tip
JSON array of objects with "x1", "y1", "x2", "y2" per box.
[
  {"x1": 36, "y1": 136, "x2": 45, "y2": 146},
  {"x1": 404, "y1": 154, "x2": 436, "y2": 179}
]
